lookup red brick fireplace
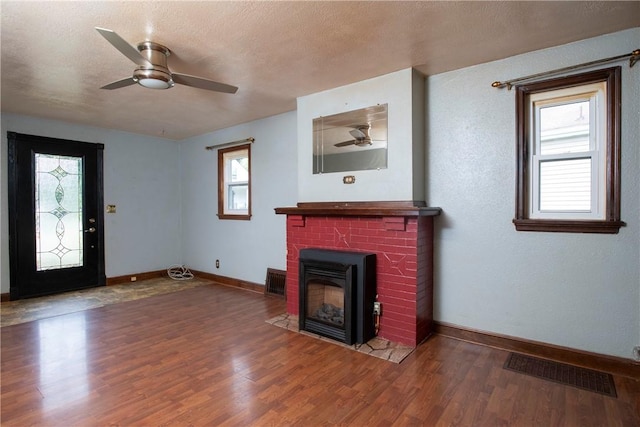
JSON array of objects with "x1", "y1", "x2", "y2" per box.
[{"x1": 275, "y1": 201, "x2": 441, "y2": 347}]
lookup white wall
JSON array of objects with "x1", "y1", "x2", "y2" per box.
[
  {"x1": 427, "y1": 28, "x2": 640, "y2": 359},
  {"x1": 297, "y1": 68, "x2": 425, "y2": 202},
  {"x1": 179, "y1": 111, "x2": 297, "y2": 284},
  {"x1": 0, "y1": 114, "x2": 182, "y2": 292}
]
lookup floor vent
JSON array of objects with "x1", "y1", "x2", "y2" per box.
[
  {"x1": 504, "y1": 352, "x2": 617, "y2": 397},
  {"x1": 265, "y1": 268, "x2": 286, "y2": 298}
]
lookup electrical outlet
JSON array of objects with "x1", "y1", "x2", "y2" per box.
[
  {"x1": 373, "y1": 302, "x2": 381, "y2": 316},
  {"x1": 633, "y1": 346, "x2": 640, "y2": 361},
  {"x1": 215, "y1": 259, "x2": 220, "y2": 269}
]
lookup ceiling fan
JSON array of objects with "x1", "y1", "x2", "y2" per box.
[
  {"x1": 334, "y1": 124, "x2": 376, "y2": 147},
  {"x1": 95, "y1": 27, "x2": 238, "y2": 94}
]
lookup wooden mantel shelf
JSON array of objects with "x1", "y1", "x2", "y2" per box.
[{"x1": 274, "y1": 201, "x2": 442, "y2": 217}]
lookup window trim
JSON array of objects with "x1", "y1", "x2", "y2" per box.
[
  {"x1": 513, "y1": 67, "x2": 624, "y2": 234},
  {"x1": 217, "y1": 143, "x2": 251, "y2": 220}
]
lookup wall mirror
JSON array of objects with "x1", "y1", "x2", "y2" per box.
[{"x1": 313, "y1": 104, "x2": 388, "y2": 174}]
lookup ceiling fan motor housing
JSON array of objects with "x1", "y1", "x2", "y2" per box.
[
  {"x1": 133, "y1": 41, "x2": 174, "y2": 89},
  {"x1": 353, "y1": 124, "x2": 372, "y2": 145}
]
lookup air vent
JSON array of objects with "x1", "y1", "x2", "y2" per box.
[{"x1": 265, "y1": 268, "x2": 286, "y2": 298}]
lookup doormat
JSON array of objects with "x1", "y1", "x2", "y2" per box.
[
  {"x1": 266, "y1": 313, "x2": 414, "y2": 364},
  {"x1": 504, "y1": 352, "x2": 617, "y2": 397}
]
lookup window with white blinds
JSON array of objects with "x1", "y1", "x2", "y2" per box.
[
  {"x1": 528, "y1": 83, "x2": 605, "y2": 219},
  {"x1": 513, "y1": 67, "x2": 623, "y2": 234}
]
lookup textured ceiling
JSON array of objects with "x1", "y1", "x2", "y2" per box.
[{"x1": 1, "y1": 1, "x2": 639, "y2": 141}]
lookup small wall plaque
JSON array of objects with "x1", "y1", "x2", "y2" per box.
[{"x1": 343, "y1": 175, "x2": 356, "y2": 184}]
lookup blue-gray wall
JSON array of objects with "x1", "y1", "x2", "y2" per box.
[{"x1": 1, "y1": 29, "x2": 638, "y2": 359}]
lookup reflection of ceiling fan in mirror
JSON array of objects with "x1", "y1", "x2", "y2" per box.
[
  {"x1": 334, "y1": 124, "x2": 381, "y2": 147},
  {"x1": 95, "y1": 27, "x2": 238, "y2": 93}
]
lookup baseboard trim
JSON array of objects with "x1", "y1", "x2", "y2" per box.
[
  {"x1": 434, "y1": 321, "x2": 640, "y2": 379},
  {"x1": 2, "y1": 270, "x2": 260, "y2": 301},
  {"x1": 191, "y1": 270, "x2": 263, "y2": 294},
  {"x1": 106, "y1": 270, "x2": 167, "y2": 286}
]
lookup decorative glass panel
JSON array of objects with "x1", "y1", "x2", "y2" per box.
[{"x1": 35, "y1": 154, "x2": 83, "y2": 270}]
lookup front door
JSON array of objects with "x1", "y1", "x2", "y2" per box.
[{"x1": 8, "y1": 132, "x2": 105, "y2": 299}]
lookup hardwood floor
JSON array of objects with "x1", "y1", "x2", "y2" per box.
[{"x1": 1, "y1": 283, "x2": 639, "y2": 426}]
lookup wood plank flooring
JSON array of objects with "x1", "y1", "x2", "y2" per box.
[{"x1": 1, "y1": 283, "x2": 639, "y2": 426}]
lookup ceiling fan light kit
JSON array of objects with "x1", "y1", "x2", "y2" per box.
[
  {"x1": 95, "y1": 27, "x2": 237, "y2": 94},
  {"x1": 133, "y1": 41, "x2": 174, "y2": 89},
  {"x1": 134, "y1": 69, "x2": 174, "y2": 89}
]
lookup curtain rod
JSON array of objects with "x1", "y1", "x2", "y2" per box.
[
  {"x1": 205, "y1": 137, "x2": 255, "y2": 151},
  {"x1": 491, "y1": 48, "x2": 639, "y2": 90}
]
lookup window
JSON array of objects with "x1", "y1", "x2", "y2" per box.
[
  {"x1": 218, "y1": 144, "x2": 251, "y2": 220},
  {"x1": 514, "y1": 67, "x2": 623, "y2": 233}
]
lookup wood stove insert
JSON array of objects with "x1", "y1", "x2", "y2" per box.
[{"x1": 299, "y1": 248, "x2": 376, "y2": 345}]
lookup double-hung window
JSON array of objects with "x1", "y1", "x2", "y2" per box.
[
  {"x1": 530, "y1": 83, "x2": 604, "y2": 219},
  {"x1": 513, "y1": 67, "x2": 623, "y2": 233},
  {"x1": 218, "y1": 144, "x2": 251, "y2": 220}
]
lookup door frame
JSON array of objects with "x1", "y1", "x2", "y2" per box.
[{"x1": 7, "y1": 132, "x2": 106, "y2": 299}]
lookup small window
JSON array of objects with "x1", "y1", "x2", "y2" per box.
[
  {"x1": 514, "y1": 67, "x2": 624, "y2": 233},
  {"x1": 218, "y1": 144, "x2": 251, "y2": 220}
]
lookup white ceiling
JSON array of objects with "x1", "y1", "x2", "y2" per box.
[{"x1": 1, "y1": 1, "x2": 638, "y2": 141}]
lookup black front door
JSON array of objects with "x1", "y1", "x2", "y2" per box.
[{"x1": 8, "y1": 132, "x2": 106, "y2": 299}]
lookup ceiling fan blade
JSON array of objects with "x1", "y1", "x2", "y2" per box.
[
  {"x1": 100, "y1": 77, "x2": 137, "y2": 90},
  {"x1": 172, "y1": 73, "x2": 238, "y2": 94},
  {"x1": 334, "y1": 140, "x2": 357, "y2": 147},
  {"x1": 95, "y1": 27, "x2": 151, "y2": 67}
]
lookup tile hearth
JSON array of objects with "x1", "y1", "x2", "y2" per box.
[{"x1": 266, "y1": 313, "x2": 415, "y2": 363}]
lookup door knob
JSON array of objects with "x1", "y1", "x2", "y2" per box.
[{"x1": 84, "y1": 227, "x2": 96, "y2": 233}]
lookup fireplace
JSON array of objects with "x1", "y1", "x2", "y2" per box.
[
  {"x1": 275, "y1": 201, "x2": 441, "y2": 347},
  {"x1": 299, "y1": 249, "x2": 376, "y2": 345}
]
